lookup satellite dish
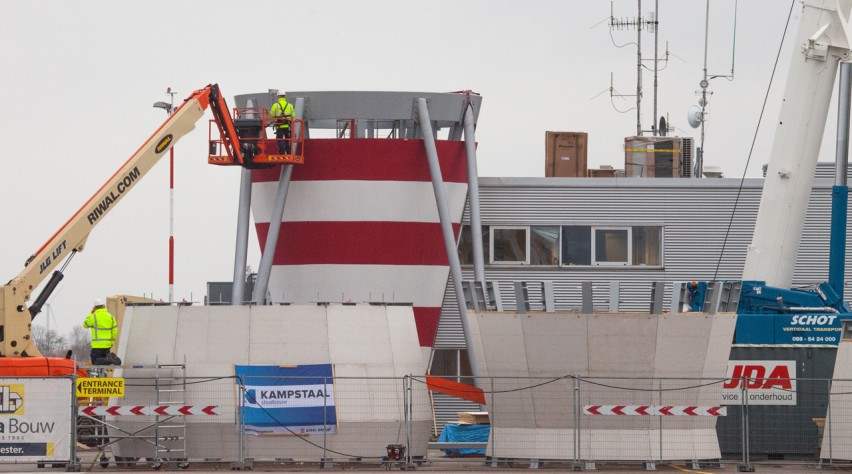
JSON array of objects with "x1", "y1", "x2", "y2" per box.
[
  {"x1": 687, "y1": 105, "x2": 703, "y2": 128},
  {"x1": 658, "y1": 116, "x2": 667, "y2": 136}
]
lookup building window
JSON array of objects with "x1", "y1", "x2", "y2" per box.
[
  {"x1": 561, "y1": 226, "x2": 591, "y2": 265},
  {"x1": 430, "y1": 349, "x2": 472, "y2": 379},
  {"x1": 490, "y1": 226, "x2": 529, "y2": 264},
  {"x1": 460, "y1": 224, "x2": 662, "y2": 267},
  {"x1": 593, "y1": 227, "x2": 631, "y2": 265},
  {"x1": 632, "y1": 226, "x2": 662, "y2": 265},
  {"x1": 458, "y1": 226, "x2": 489, "y2": 265},
  {"x1": 530, "y1": 226, "x2": 560, "y2": 265}
]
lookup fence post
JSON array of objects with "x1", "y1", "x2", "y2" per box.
[
  {"x1": 739, "y1": 376, "x2": 754, "y2": 472},
  {"x1": 405, "y1": 375, "x2": 413, "y2": 467},
  {"x1": 490, "y1": 377, "x2": 497, "y2": 466},
  {"x1": 403, "y1": 376, "x2": 409, "y2": 467},
  {"x1": 231, "y1": 376, "x2": 248, "y2": 470},
  {"x1": 573, "y1": 375, "x2": 580, "y2": 468},
  {"x1": 827, "y1": 378, "x2": 833, "y2": 464},
  {"x1": 316, "y1": 375, "x2": 333, "y2": 469},
  {"x1": 69, "y1": 375, "x2": 80, "y2": 471},
  {"x1": 658, "y1": 378, "x2": 663, "y2": 465},
  {"x1": 239, "y1": 378, "x2": 245, "y2": 466},
  {"x1": 323, "y1": 376, "x2": 329, "y2": 467}
]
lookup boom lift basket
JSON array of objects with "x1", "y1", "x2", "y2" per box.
[{"x1": 208, "y1": 107, "x2": 304, "y2": 167}]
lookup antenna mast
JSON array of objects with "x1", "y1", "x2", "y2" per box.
[
  {"x1": 688, "y1": 0, "x2": 737, "y2": 178},
  {"x1": 699, "y1": 0, "x2": 710, "y2": 177},
  {"x1": 609, "y1": 0, "x2": 665, "y2": 136}
]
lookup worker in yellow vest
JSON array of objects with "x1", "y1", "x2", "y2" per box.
[
  {"x1": 270, "y1": 91, "x2": 295, "y2": 154},
  {"x1": 83, "y1": 298, "x2": 118, "y2": 365}
]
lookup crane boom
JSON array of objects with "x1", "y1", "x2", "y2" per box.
[
  {"x1": 0, "y1": 83, "x2": 269, "y2": 357},
  {"x1": 743, "y1": 0, "x2": 852, "y2": 287}
]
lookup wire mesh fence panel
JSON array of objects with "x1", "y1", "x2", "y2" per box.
[
  {"x1": 714, "y1": 376, "x2": 746, "y2": 465},
  {"x1": 578, "y1": 377, "x2": 658, "y2": 463},
  {"x1": 63, "y1": 369, "x2": 852, "y2": 470},
  {"x1": 414, "y1": 375, "x2": 489, "y2": 466},
  {"x1": 572, "y1": 377, "x2": 732, "y2": 465},
  {"x1": 461, "y1": 376, "x2": 573, "y2": 464},
  {"x1": 97, "y1": 374, "x2": 239, "y2": 469},
  {"x1": 238, "y1": 375, "x2": 411, "y2": 466},
  {"x1": 405, "y1": 375, "x2": 443, "y2": 465},
  {"x1": 656, "y1": 377, "x2": 728, "y2": 463},
  {"x1": 725, "y1": 377, "x2": 828, "y2": 466},
  {"x1": 819, "y1": 378, "x2": 852, "y2": 466}
]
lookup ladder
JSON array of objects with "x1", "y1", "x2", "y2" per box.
[{"x1": 153, "y1": 356, "x2": 187, "y2": 465}]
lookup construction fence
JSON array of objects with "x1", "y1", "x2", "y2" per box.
[{"x1": 3, "y1": 373, "x2": 852, "y2": 469}]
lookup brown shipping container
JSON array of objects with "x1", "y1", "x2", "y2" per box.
[{"x1": 545, "y1": 131, "x2": 588, "y2": 177}]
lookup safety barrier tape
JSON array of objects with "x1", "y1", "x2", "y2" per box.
[
  {"x1": 78, "y1": 405, "x2": 218, "y2": 417},
  {"x1": 583, "y1": 405, "x2": 726, "y2": 416}
]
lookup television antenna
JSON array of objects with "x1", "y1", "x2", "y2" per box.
[{"x1": 608, "y1": 0, "x2": 670, "y2": 136}]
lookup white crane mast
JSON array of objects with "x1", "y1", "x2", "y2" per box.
[{"x1": 743, "y1": 0, "x2": 852, "y2": 287}]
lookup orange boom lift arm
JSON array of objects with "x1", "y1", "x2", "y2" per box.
[{"x1": 0, "y1": 83, "x2": 302, "y2": 359}]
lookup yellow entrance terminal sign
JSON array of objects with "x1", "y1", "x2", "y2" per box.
[{"x1": 76, "y1": 378, "x2": 124, "y2": 398}]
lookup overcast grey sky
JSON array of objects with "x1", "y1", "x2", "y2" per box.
[{"x1": 0, "y1": 0, "x2": 828, "y2": 336}]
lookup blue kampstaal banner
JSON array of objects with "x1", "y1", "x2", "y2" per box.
[{"x1": 235, "y1": 364, "x2": 336, "y2": 435}]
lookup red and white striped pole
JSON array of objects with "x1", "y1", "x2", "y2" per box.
[
  {"x1": 169, "y1": 144, "x2": 174, "y2": 303},
  {"x1": 167, "y1": 88, "x2": 176, "y2": 304},
  {"x1": 154, "y1": 87, "x2": 177, "y2": 303}
]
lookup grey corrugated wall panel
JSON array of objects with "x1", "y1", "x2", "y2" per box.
[
  {"x1": 814, "y1": 161, "x2": 852, "y2": 180},
  {"x1": 435, "y1": 174, "x2": 852, "y2": 349},
  {"x1": 435, "y1": 280, "x2": 463, "y2": 348}
]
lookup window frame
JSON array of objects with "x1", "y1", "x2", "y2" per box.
[
  {"x1": 631, "y1": 225, "x2": 664, "y2": 266},
  {"x1": 559, "y1": 225, "x2": 591, "y2": 266},
  {"x1": 489, "y1": 226, "x2": 530, "y2": 265},
  {"x1": 591, "y1": 226, "x2": 633, "y2": 266},
  {"x1": 529, "y1": 225, "x2": 561, "y2": 266},
  {"x1": 459, "y1": 223, "x2": 664, "y2": 268}
]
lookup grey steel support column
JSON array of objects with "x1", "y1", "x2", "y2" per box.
[
  {"x1": 829, "y1": 62, "x2": 851, "y2": 298},
  {"x1": 649, "y1": 281, "x2": 665, "y2": 314},
  {"x1": 231, "y1": 100, "x2": 259, "y2": 305},
  {"x1": 448, "y1": 124, "x2": 462, "y2": 141},
  {"x1": 835, "y1": 65, "x2": 850, "y2": 187},
  {"x1": 581, "y1": 282, "x2": 593, "y2": 313},
  {"x1": 463, "y1": 102, "x2": 486, "y2": 285},
  {"x1": 253, "y1": 97, "x2": 305, "y2": 304},
  {"x1": 231, "y1": 168, "x2": 253, "y2": 305},
  {"x1": 609, "y1": 282, "x2": 620, "y2": 312},
  {"x1": 417, "y1": 98, "x2": 480, "y2": 380}
]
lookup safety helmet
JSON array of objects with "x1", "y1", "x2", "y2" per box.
[
  {"x1": 94, "y1": 298, "x2": 104, "y2": 307},
  {"x1": 277, "y1": 91, "x2": 286, "y2": 97}
]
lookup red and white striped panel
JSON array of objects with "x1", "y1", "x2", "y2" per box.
[
  {"x1": 78, "y1": 405, "x2": 218, "y2": 417},
  {"x1": 583, "y1": 405, "x2": 727, "y2": 416},
  {"x1": 252, "y1": 139, "x2": 469, "y2": 347}
]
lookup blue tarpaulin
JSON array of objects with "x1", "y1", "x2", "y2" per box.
[{"x1": 437, "y1": 423, "x2": 490, "y2": 455}]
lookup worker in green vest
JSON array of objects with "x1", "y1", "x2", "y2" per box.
[
  {"x1": 270, "y1": 91, "x2": 295, "y2": 154},
  {"x1": 83, "y1": 298, "x2": 118, "y2": 365}
]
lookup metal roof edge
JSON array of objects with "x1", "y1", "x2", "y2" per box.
[{"x1": 476, "y1": 176, "x2": 839, "y2": 189}]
